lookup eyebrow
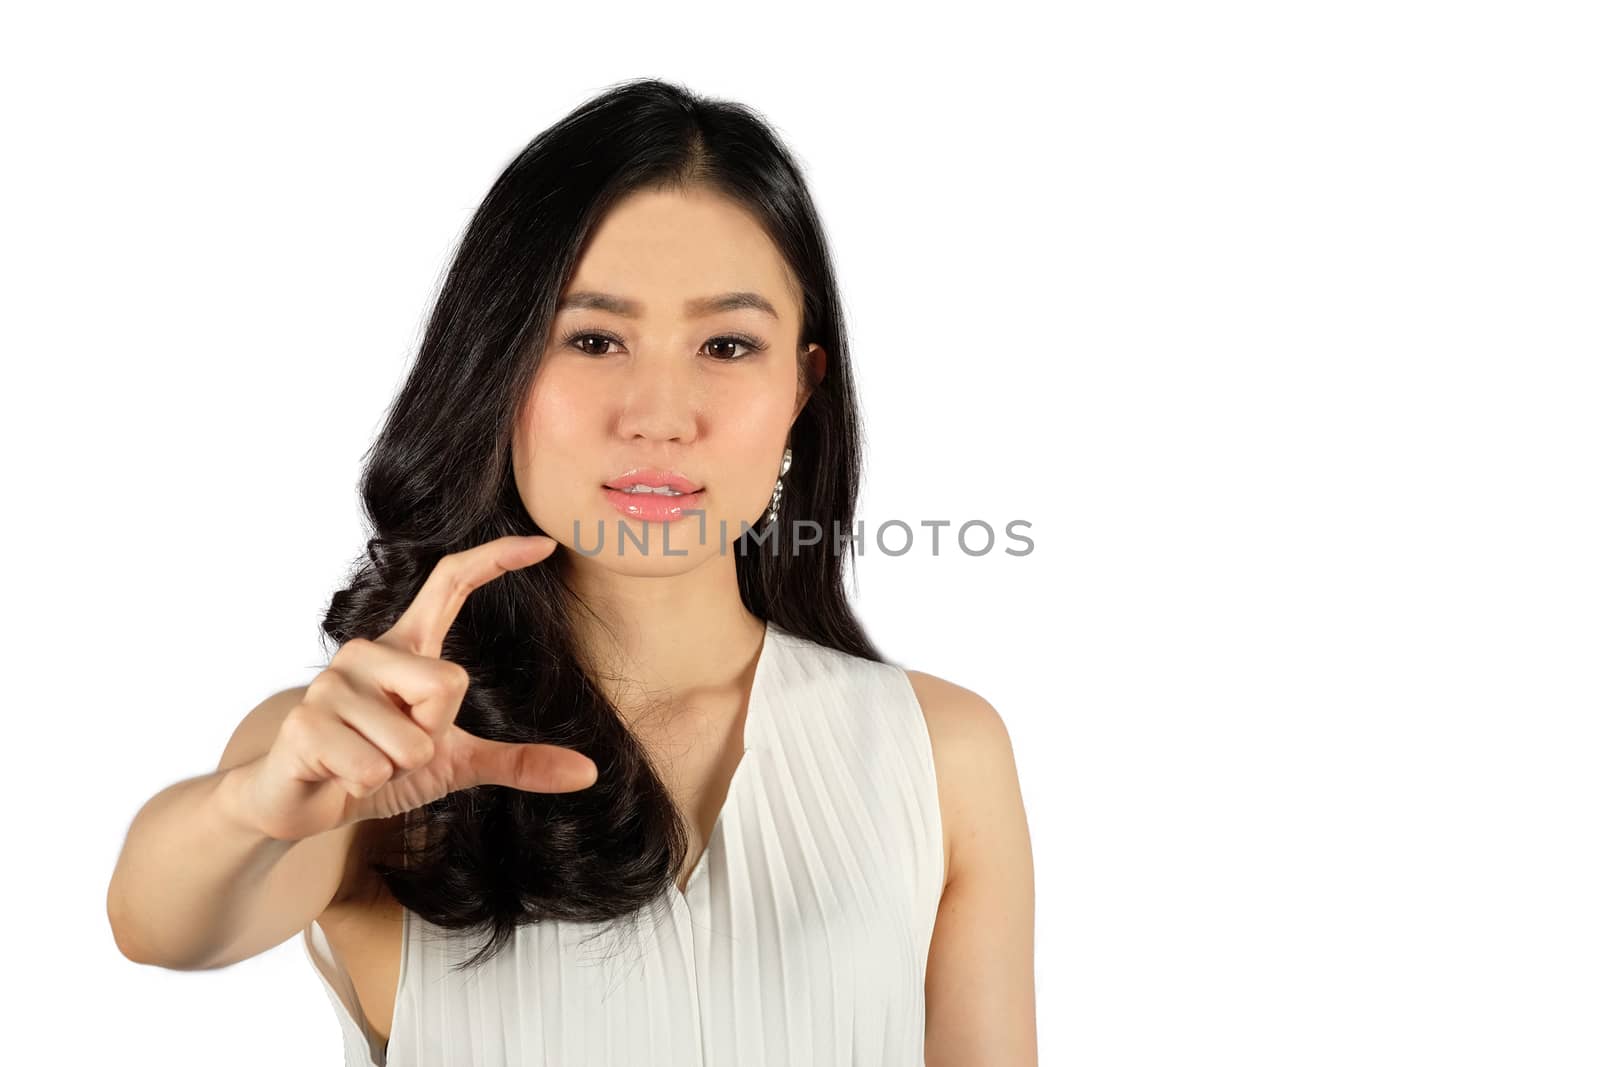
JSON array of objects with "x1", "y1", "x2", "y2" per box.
[{"x1": 557, "y1": 290, "x2": 780, "y2": 320}]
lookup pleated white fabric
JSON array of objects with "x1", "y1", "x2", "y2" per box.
[{"x1": 301, "y1": 618, "x2": 945, "y2": 1066}]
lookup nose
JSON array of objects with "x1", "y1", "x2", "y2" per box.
[{"x1": 613, "y1": 349, "x2": 701, "y2": 444}]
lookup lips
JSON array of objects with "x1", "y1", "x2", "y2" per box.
[
  {"x1": 603, "y1": 467, "x2": 703, "y2": 494},
  {"x1": 601, "y1": 484, "x2": 705, "y2": 522}
]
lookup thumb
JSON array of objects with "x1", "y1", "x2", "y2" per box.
[{"x1": 457, "y1": 735, "x2": 600, "y2": 794}]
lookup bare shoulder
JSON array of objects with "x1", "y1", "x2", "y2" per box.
[
  {"x1": 903, "y1": 668, "x2": 1038, "y2": 1063},
  {"x1": 902, "y1": 670, "x2": 1021, "y2": 891}
]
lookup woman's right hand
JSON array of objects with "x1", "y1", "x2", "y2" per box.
[{"x1": 230, "y1": 535, "x2": 597, "y2": 842}]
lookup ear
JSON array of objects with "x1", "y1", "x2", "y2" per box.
[{"x1": 794, "y1": 343, "x2": 827, "y2": 419}]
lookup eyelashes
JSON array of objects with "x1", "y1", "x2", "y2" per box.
[{"x1": 557, "y1": 328, "x2": 769, "y2": 362}]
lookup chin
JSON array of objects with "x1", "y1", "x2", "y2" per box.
[{"x1": 556, "y1": 511, "x2": 726, "y2": 571}]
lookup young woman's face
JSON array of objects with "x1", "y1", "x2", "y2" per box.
[{"x1": 513, "y1": 185, "x2": 822, "y2": 574}]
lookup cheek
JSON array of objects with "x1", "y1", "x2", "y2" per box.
[
  {"x1": 514, "y1": 374, "x2": 596, "y2": 520},
  {"x1": 722, "y1": 358, "x2": 797, "y2": 437},
  {"x1": 721, "y1": 388, "x2": 786, "y2": 444},
  {"x1": 712, "y1": 376, "x2": 795, "y2": 508},
  {"x1": 522, "y1": 370, "x2": 595, "y2": 460}
]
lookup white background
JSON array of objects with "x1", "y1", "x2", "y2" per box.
[{"x1": 5, "y1": 2, "x2": 1596, "y2": 1064}]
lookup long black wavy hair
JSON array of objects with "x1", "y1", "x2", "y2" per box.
[{"x1": 319, "y1": 77, "x2": 883, "y2": 971}]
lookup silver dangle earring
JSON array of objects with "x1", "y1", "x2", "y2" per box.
[{"x1": 766, "y1": 447, "x2": 793, "y2": 525}]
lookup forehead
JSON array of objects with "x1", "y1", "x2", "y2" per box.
[{"x1": 561, "y1": 185, "x2": 801, "y2": 320}]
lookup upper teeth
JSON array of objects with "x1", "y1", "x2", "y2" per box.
[{"x1": 619, "y1": 485, "x2": 686, "y2": 495}]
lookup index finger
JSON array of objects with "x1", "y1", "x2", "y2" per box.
[{"x1": 380, "y1": 535, "x2": 558, "y2": 659}]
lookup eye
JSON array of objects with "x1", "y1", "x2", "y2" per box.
[
  {"x1": 561, "y1": 329, "x2": 623, "y2": 357},
  {"x1": 701, "y1": 333, "x2": 769, "y2": 362}
]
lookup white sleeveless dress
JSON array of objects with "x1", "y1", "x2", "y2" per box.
[{"x1": 300, "y1": 619, "x2": 946, "y2": 1066}]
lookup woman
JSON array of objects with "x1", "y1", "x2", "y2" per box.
[{"x1": 107, "y1": 77, "x2": 1036, "y2": 1066}]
